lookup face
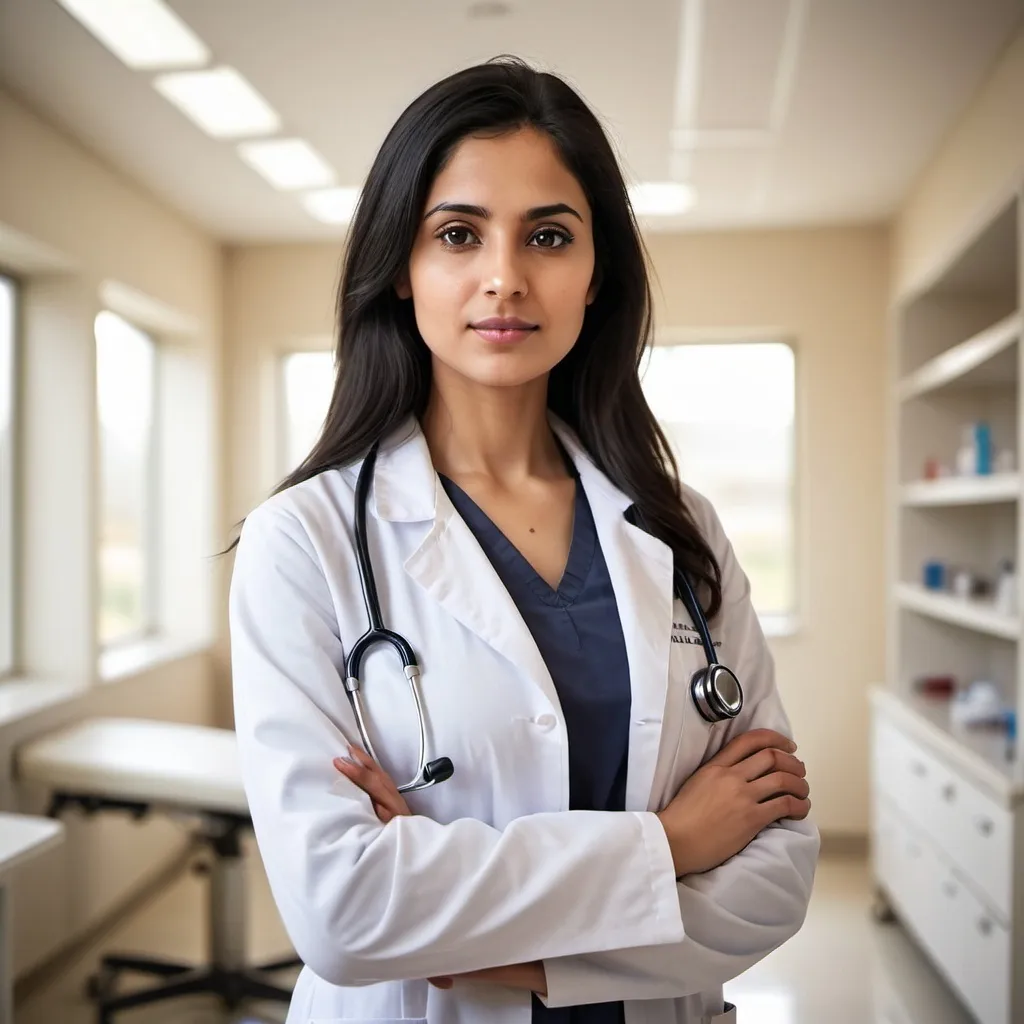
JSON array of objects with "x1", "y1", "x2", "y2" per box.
[{"x1": 396, "y1": 128, "x2": 598, "y2": 391}]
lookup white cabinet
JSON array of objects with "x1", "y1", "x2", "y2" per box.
[{"x1": 871, "y1": 704, "x2": 1020, "y2": 1024}]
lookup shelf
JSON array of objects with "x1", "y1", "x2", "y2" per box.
[
  {"x1": 900, "y1": 473, "x2": 1020, "y2": 506},
  {"x1": 898, "y1": 311, "x2": 1020, "y2": 400},
  {"x1": 896, "y1": 582, "x2": 1019, "y2": 640},
  {"x1": 871, "y1": 687, "x2": 1024, "y2": 805}
]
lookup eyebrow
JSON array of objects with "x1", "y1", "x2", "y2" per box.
[{"x1": 423, "y1": 201, "x2": 584, "y2": 224}]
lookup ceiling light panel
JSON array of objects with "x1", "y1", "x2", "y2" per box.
[
  {"x1": 303, "y1": 188, "x2": 362, "y2": 225},
  {"x1": 238, "y1": 139, "x2": 335, "y2": 191},
  {"x1": 154, "y1": 67, "x2": 280, "y2": 139},
  {"x1": 55, "y1": 0, "x2": 209, "y2": 70}
]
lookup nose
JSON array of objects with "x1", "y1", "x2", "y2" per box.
[{"x1": 482, "y1": 239, "x2": 528, "y2": 299}]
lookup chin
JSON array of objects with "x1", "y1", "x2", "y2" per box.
[{"x1": 460, "y1": 352, "x2": 563, "y2": 390}]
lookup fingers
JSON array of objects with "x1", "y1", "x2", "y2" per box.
[
  {"x1": 750, "y1": 771, "x2": 810, "y2": 805},
  {"x1": 708, "y1": 728, "x2": 797, "y2": 768},
  {"x1": 756, "y1": 793, "x2": 812, "y2": 828},
  {"x1": 428, "y1": 977, "x2": 454, "y2": 989},
  {"x1": 739, "y1": 746, "x2": 806, "y2": 782},
  {"x1": 333, "y1": 746, "x2": 409, "y2": 820}
]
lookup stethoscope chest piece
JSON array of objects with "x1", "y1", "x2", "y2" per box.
[{"x1": 690, "y1": 663, "x2": 743, "y2": 724}]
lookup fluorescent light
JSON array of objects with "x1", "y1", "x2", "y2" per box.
[
  {"x1": 238, "y1": 139, "x2": 335, "y2": 191},
  {"x1": 154, "y1": 67, "x2": 280, "y2": 139},
  {"x1": 628, "y1": 182, "x2": 696, "y2": 217},
  {"x1": 56, "y1": 0, "x2": 209, "y2": 70},
  {"x1": 303, "y1": 187, "x2": 361, "y2": 225}
]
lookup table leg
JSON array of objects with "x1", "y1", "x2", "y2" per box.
[{"x1": 0, "y1": 885, "x2": 10, "y2": 1024}]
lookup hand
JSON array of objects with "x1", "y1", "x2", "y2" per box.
[
  {"x1": 657, "y1": 728, "x2": 810, "y2": 877},
  {"x1": 332, "y1": 744, "x2": 412, "y2": 822},
  {"x1": 428, "y1": 962, "x2": 547, "y2": 995}
]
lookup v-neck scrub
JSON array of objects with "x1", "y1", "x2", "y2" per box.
[{"x1": 439, "y1": 471, "x2": 631, "y2": 1024}]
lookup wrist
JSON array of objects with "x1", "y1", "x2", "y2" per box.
[{"x1": 656, "y1": 811, "x2": 687, "y2": 877}]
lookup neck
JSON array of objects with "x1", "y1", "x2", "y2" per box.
[{"x1": 421, "y1": 366, "x2": 565, "y2": 485}]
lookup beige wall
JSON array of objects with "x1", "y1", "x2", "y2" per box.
[
  {"x1": 648, "y1": 228, "x2": 889, "y2": 835},
  {"x1": 223, "y1": 227, "x2": 890, "y2": 835},
  {"x1": 894, "y1": 28, "x2": 1024, "y2": 298},
  {"x1": 0, "y1": 87, "x2": 223, "y2": 977}
]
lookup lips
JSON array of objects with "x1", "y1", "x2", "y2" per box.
[
  {"x1": 469, "y1": 317, "x2": 539, "y2": 345},
  {"x1": 470, "y1": 317, "x2": 538, "y2": 331}
]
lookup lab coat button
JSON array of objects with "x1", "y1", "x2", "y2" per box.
[{"x1": 534, "y1": 713, "x2": 556, "y2": 731}]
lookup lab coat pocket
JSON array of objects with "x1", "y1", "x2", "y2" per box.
[{"x1": 309, "y1": 1019, "x2": 428, "y2": 1023}]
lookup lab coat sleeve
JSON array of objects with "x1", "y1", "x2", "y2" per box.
[
  {"x1": 539, "y1": 490, "x2": 820, "y2": 1007},
  {"x1": 229, "y1": 502, "x2": 685, "y2": 988}
]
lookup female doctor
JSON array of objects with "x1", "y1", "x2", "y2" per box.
[{"x1": 229, "y1": 56, "x2": 819, "y2": 1024}]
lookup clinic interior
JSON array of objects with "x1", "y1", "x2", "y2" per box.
[{"x1": 3, "y1": 1, "x2": 1024, "y2": 1023}]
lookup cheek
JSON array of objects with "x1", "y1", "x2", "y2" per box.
[{"x1": 408, "y1": 261, "x2": 472, "y2": 346}]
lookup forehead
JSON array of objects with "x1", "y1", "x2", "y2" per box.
[{"x1": 426, "y1": 129, "x2": 590, "y2": 214}]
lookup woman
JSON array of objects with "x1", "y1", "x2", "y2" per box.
[{"x1": 230, "y1": 56, "x2": 818, "y2": 1024}]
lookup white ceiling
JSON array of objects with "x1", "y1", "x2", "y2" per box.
[{"x1": 1, "y1": 0, "x2": 1022, "y2": 242}]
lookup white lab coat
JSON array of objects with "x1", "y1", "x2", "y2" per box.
[{"x1": 230, "y1": 416, "x2": 819, "y2": 1024}]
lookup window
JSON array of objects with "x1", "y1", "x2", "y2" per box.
[
  {"x1": 0, "y1": 275, "x2": 16, "y2": 675},
  {"x1": 641, "y1": 341, "x2": 796, "y2": 621},
  {"x1": 95, "y1": 311, "x2": 157, "y2": 646},
  {"x1": 280, "y1": 351, "x2": 334, "y2": 474}
]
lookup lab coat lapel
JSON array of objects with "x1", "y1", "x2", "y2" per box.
[
  {"x1": 374, "y1": 422, "x2": 562, "y2": 713},
  {"x1": 554, "y1": 423, "x2": 676, "y2": 813}
]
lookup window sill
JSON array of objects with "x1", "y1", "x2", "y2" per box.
[
  {"x1": 99, "y1": 635, "x2": 212, "y2": 683},
  {"x1": 0, "y1": 677, "x2": 90, "y2": 730},
  {"x1": 759, "y1": 613, "x2": 800, "y2": 638}
]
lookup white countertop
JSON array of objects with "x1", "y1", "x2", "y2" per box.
[{"x1": 0, "y1": 814, "x2": 64, "y2": 875}]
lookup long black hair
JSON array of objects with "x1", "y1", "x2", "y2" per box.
[{"x1": 248, "y1": 56, "x2": 722, "y2": 619}]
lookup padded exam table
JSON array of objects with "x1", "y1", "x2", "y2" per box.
[{"x1": 16, "y1": 718, "x2": 299, "y2": 1023}]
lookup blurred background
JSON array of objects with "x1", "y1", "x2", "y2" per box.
[{"x1": 2, "y1": 1, "x2": 1024, "y2": 1022}]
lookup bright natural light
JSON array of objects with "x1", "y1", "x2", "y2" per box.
[
  {"x1": 281, "y1": 351, "x2": 335, "y2": 474},
  {"x1": 0, "y1": 275, "x2": 15, "y2": 675},
  {"x1": 641, "y1": 342, "x2": 796, "y2": 618},
  {"x1": 95, "y1": 311, "x2": 156, "y2": 646}
]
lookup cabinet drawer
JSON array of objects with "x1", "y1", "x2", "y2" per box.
[
  {"x1": 874, "y1": 719, "x2": 1013, "y2": 917},
  {"x1": 934, "y1": 767, "x2": 1013, "y2": 919},
  {"x1": 959, "y1": 880, "x2": 1011, "y2": 1024}
]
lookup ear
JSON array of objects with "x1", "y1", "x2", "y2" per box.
[
  {"x1": 586, "y1": 265, "x2": 602, "y2": 305},
  {"x1": 394, "y1": 269, "x2": 412, "y2": 300}
]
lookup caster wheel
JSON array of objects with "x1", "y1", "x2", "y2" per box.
[{"x1": 871, "y1": 890, "x2": 897, "y2": 924}]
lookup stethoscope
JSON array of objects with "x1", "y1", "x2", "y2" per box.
[{"x1": 344, "y1": 440, "x2": 744, "y2": 793}]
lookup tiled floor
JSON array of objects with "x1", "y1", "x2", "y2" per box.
[{"x1": 17, "y1": 847, "x2": 973, "y2": 1024}]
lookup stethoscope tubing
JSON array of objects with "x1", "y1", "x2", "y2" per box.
[{"x1": 344, "y1": 440, "x2": 743, "y2": 795}]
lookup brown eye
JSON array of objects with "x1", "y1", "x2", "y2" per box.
[
  {"x1": 440, "y1": 227, "x2": 476, "y2": 247},
  {"x1": 531, "y1": 228, "x2": 572, "y2": 249}
]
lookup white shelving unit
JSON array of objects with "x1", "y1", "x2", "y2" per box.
[
  {"x1": 900, "y1": 473, "x2": 1020, "y2": 507},
  {"x1": 874, "y1": 191, "x2": 1024, "y2": 1024}
]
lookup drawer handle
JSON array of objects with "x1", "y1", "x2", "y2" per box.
[
  {"x1": 941, "y1": 783, "x2": 956, "y2": 802},
  {"x1": 978, "y1": 917, "x2": 993, "y2": 936},
  {"x1": 976, "y1": 817, "x2": 994, "y2": 837}
]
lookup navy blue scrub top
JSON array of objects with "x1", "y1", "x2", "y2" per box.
[{"x1": 440, "y1": 466, "x2": 631, "y2": 1024}]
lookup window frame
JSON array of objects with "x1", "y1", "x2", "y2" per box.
[
  {"x1": 95, "y1": 311, "x2": 161, "y2": 651},
  {"x1": 0, "y1": 272, "x2": 19, "y2": 677},
  {"x1": 645, "y1": 333, "x2": 801, "y2": 633}
]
